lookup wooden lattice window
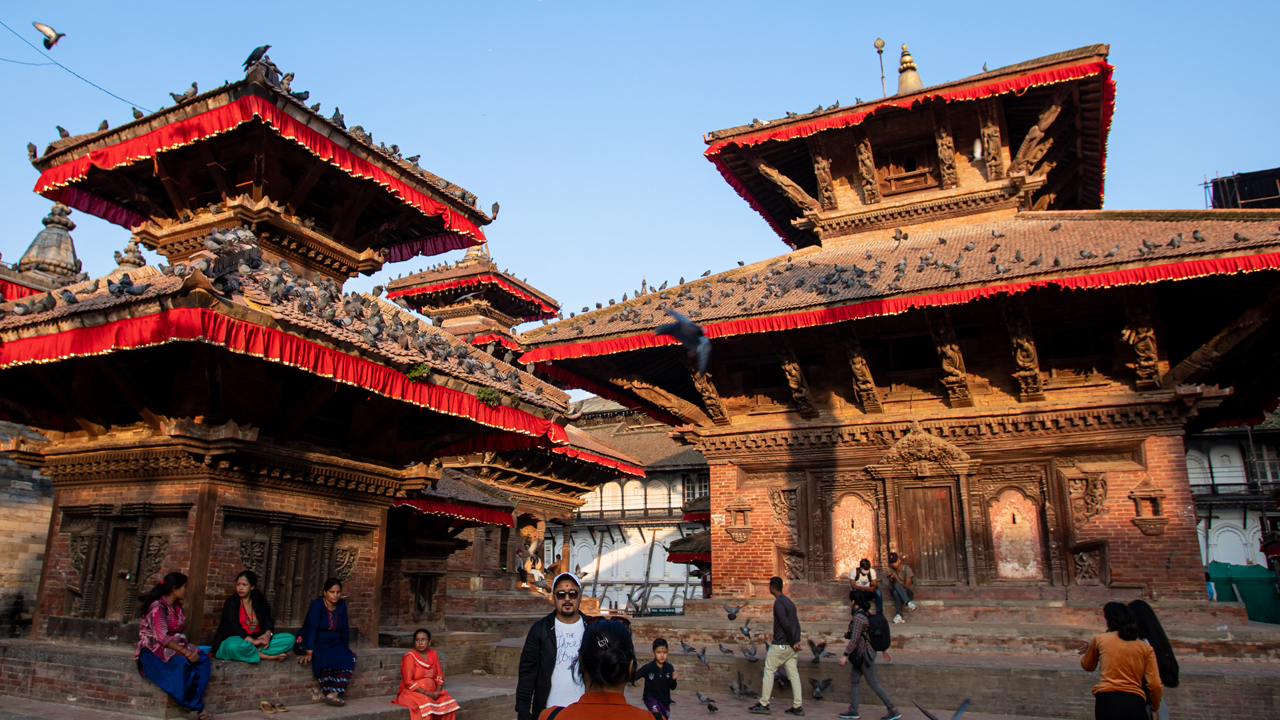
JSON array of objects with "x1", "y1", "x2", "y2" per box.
[{"x1": 877, "y1": 143, "x2": 938, "y2": 195}]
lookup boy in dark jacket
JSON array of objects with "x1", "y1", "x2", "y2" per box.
[{"x1": 634, "y1": 638, "x2": 679, "y2": 720}]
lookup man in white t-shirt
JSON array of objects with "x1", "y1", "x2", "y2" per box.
[
  {"x1": 849, "y1": 557, "x2": 883, "y2": 615},
  {"x1": 515, "y1": 572, "x2": 594, "y2": 720}
]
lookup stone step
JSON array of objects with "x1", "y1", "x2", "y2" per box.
[
  {"x1": 684, "y1": 597, "x2": 1249, "y2": 627},
  {"x1": 482, "y1": 643, "x2": 1280, "y2": 720},
  {"x1": 622, "y1": 615, "x2": 1280, "y2": 661}
]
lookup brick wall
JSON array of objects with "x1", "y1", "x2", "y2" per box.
[
  {"x1": 0, "y1": 422, "x2": 52, "y2": 639},
  {"x1": 711, "y1": 463, "x2": 781, "y2": 598},
  {"x1": 1073, "y1": 435, "x2": 1205, "y2": 599}
]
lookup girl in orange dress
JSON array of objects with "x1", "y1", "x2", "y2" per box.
[{"x1": 394, "y1": 629, "x2": 460, "y2": 720}]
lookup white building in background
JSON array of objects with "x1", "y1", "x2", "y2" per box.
[
  {"x1": 1186, "y1": 426, "x2": 1280, "y2": 568},
  {"x1": 544, "y1": 399, "x2": 709, "y2": 613}
]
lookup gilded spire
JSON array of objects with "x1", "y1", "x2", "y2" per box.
[{"x1": 897, "y1": 44, "x2": 924, "y2": 95}]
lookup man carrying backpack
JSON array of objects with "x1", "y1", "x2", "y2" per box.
[{"x1": 837, "y1": 596, "x2": 899, "y2": 720}]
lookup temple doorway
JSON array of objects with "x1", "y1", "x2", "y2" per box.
[{"x1": 901, "y1": 486, "x2": 960, "y2": 582}]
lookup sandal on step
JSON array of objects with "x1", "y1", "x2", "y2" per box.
[
  {"x1": 273, "y1": 704, "x2": 289, "y2": 713},
  {"x1": 259, "y1": 701, "x2": 276, "y2": 714},
  {"x1": 325, "y1": 697, "x2": 346, "y2": 707}
]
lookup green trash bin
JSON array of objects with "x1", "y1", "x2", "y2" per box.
[{"x1": 1206, "y1": 560, "x2": 1280, "y2": 625}]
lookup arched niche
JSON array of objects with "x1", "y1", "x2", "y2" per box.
[
  {"x1": 831, "y1": 492, "x2": 878, "y2": 580},
  {"x1": 988, "y1": 487, "x2": 1045, "y2": 579}
]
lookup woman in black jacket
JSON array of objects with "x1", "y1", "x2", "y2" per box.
[{"x1": 211, "y1": 571, "x2": 293, "y2": 663}]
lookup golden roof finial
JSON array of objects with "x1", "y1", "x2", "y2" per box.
[{"x1": 897, "y1": 43, "x2": 923, "y2": 95}]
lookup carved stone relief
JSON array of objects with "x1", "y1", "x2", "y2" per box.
[
  {"x1": 239, "y1": 540, "x2": 267, "y2": 575},
  {"x1": 781, "y1": 553, "x2": 805, "y2": 581},
  {"x1": 1074, "y1": 548, "x2": 1103, "y2": 585},
  {"x1": 140, "y1": 536, "x2": 169, "y2": 585},
  {"x1": 1062, "y1": 468, "x2": 1109, "y2": 530},
  {"x1": 333, "y1": 548, "x2": 359, "y2": 582},
  {"x1": 768, "y1": 487, "x2": 800, "y2": 544}
]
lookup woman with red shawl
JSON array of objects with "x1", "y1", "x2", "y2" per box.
[{"x1": 393, "y1": 628, "x2": 460, "y2": 720}]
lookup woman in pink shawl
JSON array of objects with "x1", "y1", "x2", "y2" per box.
[{"x1": 393, "y1": 629, "x2": 459, "y2": 720}]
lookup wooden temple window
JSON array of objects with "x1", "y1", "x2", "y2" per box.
[
  {"x1": 864, "y1": 334, "x2": 940, "y2": 398},
  {"x1": 1034, "y1": 326, "x2": 1114, "y2": 386},
  {"x1": 876, "y1": 143, "x2": 939, "y2": 196},
  {"x1": 727, "y1": 360, "x2": 791, "y2": 410}
]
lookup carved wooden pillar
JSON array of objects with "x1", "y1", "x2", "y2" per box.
[
  {"x1": 802, "y1": 473, "x2": 825, "y2": 584},
  {"x1": 80, "y1": 517, "x2": 107, "y2": 618},
  {"x1": 958, "y1": 474, "x2": 979, "y2": 588},
  {"x1": 122, "y1": 515, "x2": 152, "y2": 621},
  {"x1": 1123, "y1": 288, "x2": 1161, "y2": 390},
  {"x1": 807, "y1": 135, "x2": 838, "y2": 211},
  {"x1": 320, "y1": 529, "x2": 335, "y2": 579},
  {"x1": 1000, "y1": 296, "x2": 1046, "y2": 401},
  {"x1": 562, "y1": 523, "x2": 573, "y2": 573},
  {"x1": 772, "y1": 337, "x2": 818, "y2": 418},
  {"x1": 924, "y1": 308, "x2": 975, "y2": 408},
  {"x1": 932, "y1": 104, "x2": 958, "y2": 189},
  {"x1": 265, "y1": 522, "x2": 285, "y2": 606},
  {"x1": 837, "y1": 324, "x2": 883, "y2": 413},
  {"x1": 853, "y1": 129, "x2": 882, "y2": 204},
  {"x1": 978, "y1": 98, "x2": 1005, "y2": 181}
]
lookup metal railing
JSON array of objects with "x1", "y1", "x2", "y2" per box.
[
  {"x1": 574, "y1": 507, "x2": 683, "y2": 520},
  {"x1": 1190, "y1": 459, "x2": 1280, "y2": 496}
]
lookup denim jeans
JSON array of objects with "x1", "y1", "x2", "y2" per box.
[{"x1": 890, "y1": 582, "x2": 913, "y2": 615}]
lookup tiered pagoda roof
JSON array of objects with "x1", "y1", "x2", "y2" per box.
[
  {"x1": 0, "y1": 203, "x2": 85, "y2": 300},
  {"x1": 29, "y1": 58, "x2": 491, "y2": 280},
  {"x1": 387, "y1": 245, "x2": 560, "y2": 352}
]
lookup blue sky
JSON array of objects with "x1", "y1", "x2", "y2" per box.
[{"x1": 2, "y1": 0, "x2": 1277, "y2": 324}]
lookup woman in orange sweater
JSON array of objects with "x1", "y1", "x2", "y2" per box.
[
  {"x1": 537, "y1": 619, "x2": 652, "y2": 720},
  {"x1": 1079, "y1": 602, "x2": 1162, "y2": 720},
  {"x1": 393, "y1": 629, "x2": 460, "y2": 720}
]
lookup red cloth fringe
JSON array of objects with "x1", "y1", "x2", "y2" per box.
[
  {"x1": 33, "y1": 95, "x2": 487, "y2": 243},
  {"x1": 381, "y1": 233, "x2": 483, "y2": 264},
  {"x1": 469, "y1": 334, "x2": 523, "y2": 352},
  {"x1": 705, "y1": 60, "x2": 1115, "y2": 243},
  {"x1": 0, "y1": 306, "x2": 567, "y2": 444},
  {"x1": 385, "y1": 274, "x2": 556, "y2": 317},
  {"x1": 0, "y1": 279, "x2": 43, "y2": 301},
  {"x1": 391, "y1": 499, "x2": 514, "y2": 527},
  {"x1": 682, "y1": 512, "x2": 711, "y2": 523},
  {"x1": 666, "y1": 552, "x2": 710, "y2": 564},
  {"x1": 522, "y1": 251, "x2": 1280, "y2": 364}
]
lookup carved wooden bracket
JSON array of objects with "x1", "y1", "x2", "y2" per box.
[
  {"x1": 999, "y1": 296, "x2": 1045, "y2": 402},
  {"x1": 932, "y1": 104, "x2": 958, "y2": 190},
  {"x1": 586, "y1": 358, "x2": 711, "y2": 425},
  {"x1": 684, "y1": 359, "x2": 731, "y2": 426},
  {"x1": 836, "y1": 324, "x2": 883, "y2": 413},
  {"x1": 924, "y1": 308, "x2": 975, "y2": 408},
  {"x1": 1122, "y1": 288, "x2": 1161, "y2": 390},
  {"x1": 1162, "y1": 284, "x2": 1280, "y2": 388},
  {"x1": 853, "y1": 129, "x2": 882, "y2": 204},
  {"x1": 806, "y1": 135, "x2": 838, "y2": 211},
  {"x1": 978, "y1": 98, "x2": 1005, "y2": 181},
  {"x1": 1011, "y1": 87, "x2": 1069, "y2": 175},
  {"x1": 737, "y1": 148, "x2": 821, "y2": 214},
  {"x1": 772, "y1": 338, "x2": 819, "y2": 418}
]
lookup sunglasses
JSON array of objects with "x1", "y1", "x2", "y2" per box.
[{"x1": 555, "y1": 590, "x2": 581, "y2": 600}]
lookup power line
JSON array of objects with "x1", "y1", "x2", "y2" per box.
[
  {"x1": 0, "y1": 55, "x2": 53, "y2": 66},
  {"x1": 0, "y1": 19, "x2": 151, "y2": 112}
]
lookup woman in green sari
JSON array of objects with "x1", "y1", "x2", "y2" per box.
[{"x1": 210, "y1": 570, "x2": 294, "y2": 663}]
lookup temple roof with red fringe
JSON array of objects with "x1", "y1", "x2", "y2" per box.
[
  {"x1": 393, "y1": 468, "x2": 518, "y2": 528},
  {"x1": 28, "y1": 59, "x2": 491, "y2": 267}
]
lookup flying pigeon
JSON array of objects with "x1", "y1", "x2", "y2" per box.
[
  {"x1": 680, "y1": 639, "x2": 697, "y2": 654},
  {"x1": 739, "y1": 618, "x2": 752, "y2": 640},
  {"x1": 243, "y1": 45, "x2": 271, "y2": 71},
  {"x1": 696, "y1": 647, "x2": 710, "y2": 669},
  {"x1": 807, "y1": 639, "x2": 827, "y2": 664},
  {"x1": 914, "y1": 699, "x2": 972, "y2": 720},
  {"x1": 32, "y1": 22, "x2": 65, "y2": 49},
  {"x1": 810, "y1": 677, "x2": 833, "y2": 700},
  {"x1": 655, "y1": 309, "x2": 711, "y2": 375},
  {"x1": 719, "y1": 643, "x2": 735, "y2": 656},
  {"x1": 741, "y1": 645, "x2": 758, "y2": 662},
  {"x1": 724, "y1": 604, "x2": 742, "y2": 621}
]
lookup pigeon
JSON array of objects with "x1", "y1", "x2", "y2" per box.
[
  {"x1": 1014, "y1": 250, "x2": 1024, "y2": 263},
  {"x1": 27, "y1": 142, "x2": 37, "y2": 160},
  {"x1": 807, "y1": 639, "x2": 827, "y2": 663},
  {"x1": 1104, "y1": 244, "x2": 1119, "y2": 257},
  {"x1": 719, "y1": 644, "x2": 735, "y2": 656},
  {"x1": 810, "y1": 677, "x2": 833, "y2": 700},
  {"x1": 913, "y1": 699, "x2": 971, "y2": 720},
  {"x1": 742, "y1": 645, "x2": 758, "y2": 662},
  {"x1": 1053, "y1": 257, "x2": 1062, "y2": 267},
  {"x1": 32, "y1": 22, "x2": 65, "y2": 49},
  {"x1": 310, "y1": 103, "x2": 322, "y2": 112},
  {"x1": 696, "y1": 692, "x2": 714, "y2": 705},
  {"x1": 58, "y1": 289, "x2": 77, "y2": 304},
  {"x1": 987, "y1": 243, "x2": 1000, "y2": 253},
  {"x1": 696, "y1": 647, "x2": 710, "y2": 669},
  {"x1": 490, "y1": 201, "x2": 500, "y2": 219},
  {"x1": 1234, "y1": 232, "x2": 1252, "y2": 243},
  {"x1": 992, "y1": 229, "x2": 1006, "y2": 239},
  {"x1": 995, "y1": 264, "x2": 1010, "y2": 274},
  {"x1": 773, "y1": 668, "x2": 790, "y2": 689},
  {"x1": 655, "y1": 309, "x2": 711, "y2": 374},
  {"x1": 1168, "y1": 233, "x2": 1182, "y2": 248},
  {"x1": 724, "y1": 604, "x2": 742, "y2": 621},
  {"x1": 57, "y1": 126, "x2": 70, "y2": 139},
  {"x1": 331, "y1": 107, "x2": 346, "y2": 129},
  {"x1": 1029, "y1": 253, "x2": 1043, "y2": 266},
  {"x1": 1192, "y1": 230, "x2": 1206, "y2": 243},
  {"x1": 739, "y1": 618, "x2": 752, "y2": 640},
  {"x1": 98, "y1": 120, "x2": 109, "y2": 132},
  {"x1": 680, "y1": 639, "x2": 697, "y2": 655},
  {"x1": 243, "y1": 45, "x2": 271, "y2": 71},
  {"x1": 1049, "y1": 223, "x2": 1062, "y2": 231},
  {"x1": 132, "y1": 107, "x2": 144, "y2": 119},
  {"x1": 702, "y1": 270, "x2": 712, "y2": 277},
  {"x1": 730, "y1": 671, "x2": 752, "y2": 698},
  {"x1": 1079, "y1": 249, "x2": 1097, "y2": 259},
  {"x1": 963, "y1": 242, "x2": 975, "y2": 251}
]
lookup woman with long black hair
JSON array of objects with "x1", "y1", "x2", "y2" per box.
[
  {"x1": 536, "y1": 619, "x2": 651, "y2": 720},
  {"x1": 1079, "y1": 602, "x2": 1162, "y2": 720},
  {"x1": 297, "y1": 578, "x2": 356, "y2": 706},
  {"x1": 134, "y1": 572, "x2": 212, "y2": 720},
  {"x1": 1129, "y1": 600, "x2": 1178, "y2": 720},
  {"x1": 210, "y1": 570, "x2": 294, "y2": 663}
]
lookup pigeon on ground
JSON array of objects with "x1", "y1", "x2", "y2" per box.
[
  {"x1": 773, "y1": 668, "x2": 790, "y2": 690},
  {"x1": 32, "y1": 22, "x2": 65, "y2": 49},
  {"x1": 1192, "y1": 230, "x2": 1206, "y2": 243},
  {"x1": 914, "y1": 699, "x2": 972, "y2": 720},
  {"x1": 655, "y1": 309, "x2": 711, "y2": 374},
  {"x1": 1049, "y1": 223, "x2": 1062, "y2": 231},
  {"x1": 810, "y1": 677, "x2": 833, "y2": 700},
  {"x1": 724, "y1": 604, "x2": 742, "y2": 621},
  {"x1": 730, "y1": 671, "x2": 751, "y2": 698},
  {"x1": 741, "y1": 645, "x2": 758, "y2": 662},
  {"x1": 243, "y1": 45, "x2": 271, "y2": 71},
  {"x1": 680, "y1": 639, "x2": 697, "y2": 655},
  {"x1": 807, "y1": 639, "x2": 827, "y2": 663}
]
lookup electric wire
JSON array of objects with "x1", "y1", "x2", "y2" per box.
[{"x1": 0, "y1": 19, "x2": 152, "y2": 112}]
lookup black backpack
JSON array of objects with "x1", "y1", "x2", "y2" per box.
[{"x1": 865, "y1": 611, "x2": 891, "y2": 652}]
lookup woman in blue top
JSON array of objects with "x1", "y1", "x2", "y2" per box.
[{"x1": 297, "y1": 578, "x2": 356, "y2": 706}]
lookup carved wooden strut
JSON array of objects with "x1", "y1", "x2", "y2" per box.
[
  {"x1": 1000, "y1": 296, "x2": 1045, "y2": 401},
  {"x1": 1122, "y1": 289, "x2": 1161, "y2": 390},
  {"x1": 925, "y1": 308, "x2": 975, "y2": 407},
  {"x1": 773, "y1": 338, "x2": 819, "y2": 417},
  {"x1": 837, "y1": 324, "x2": 883, "y2": 413},
  {"x1": 807, "y1": 135, "x2": 838, "y2": 211},
  {"x1": 685, "y1": 358, "x2": 731, "y2": 426},
  {"x1": 1011, "y1": 87, "x2": 1069, "y2": 176},
  {"x1": 737, "y1": 148, "x2": 821, "y2": 214},
  {"x1": 978, "y1": 98, "x2": 1005, "y2": 181},
  {"x1": 933, "y1": 104, "x2": 958, "y2": 189},
  {"x1": 853, "y1": 129, "x2": 882, "y2": 204}
]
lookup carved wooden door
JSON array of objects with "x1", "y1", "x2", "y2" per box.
[
  {"x1": 901, "y1": 487, "x2": 959, "y2": 582},
  {"x1": 275, "y1": 536, "x2": 316, "y2": 626},
  {"x1": 104, "y1": 529, "x2": 137, "y2": 621}
]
